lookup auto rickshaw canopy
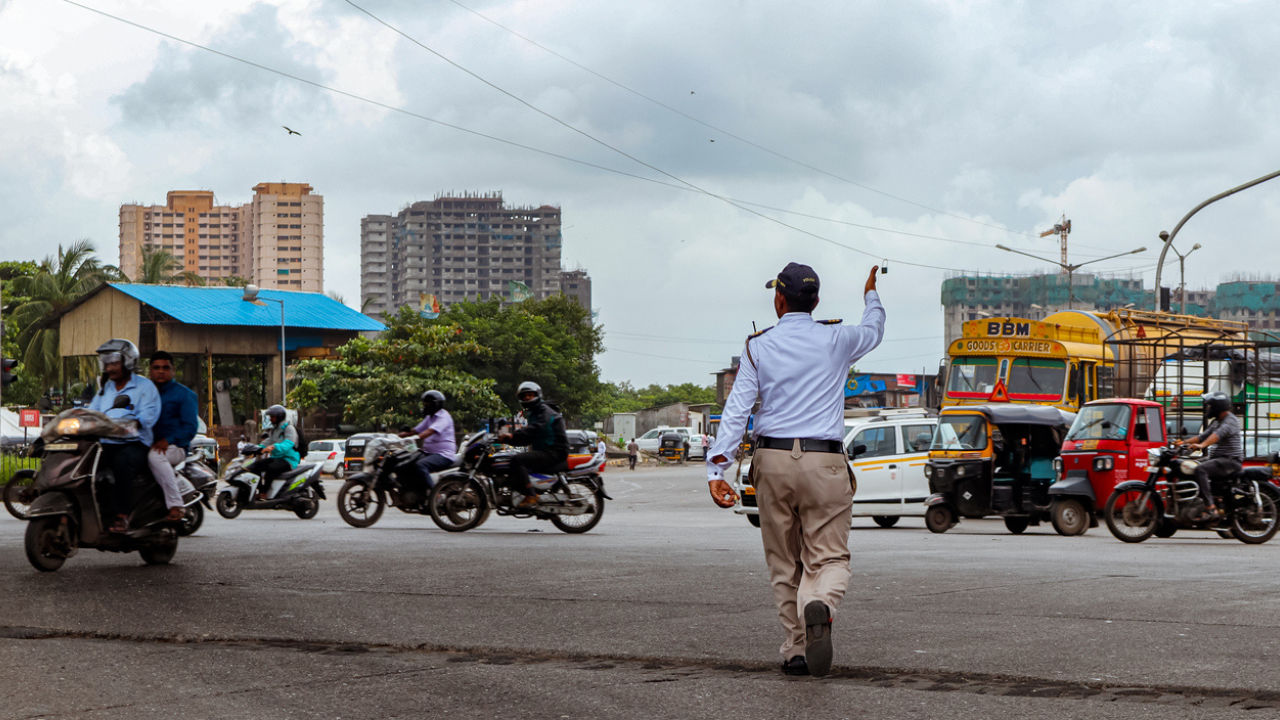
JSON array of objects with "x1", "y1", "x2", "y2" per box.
[{"x1": 942, "y1": 404, "x2": 1075, "y2": 427}]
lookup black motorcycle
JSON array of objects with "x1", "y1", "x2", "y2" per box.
[
  {"x1": 336, "y1": 435, "x2": 439, "y2": 527},
  {"x1": 22, "y1": 408, "x2": 180, "y2": 572},
  {"x1": 428, "y1": 431, "x2": 610, "y2": 534},
  {"x1": 1104, "y1": 445, "x2": 1279, "y2": 544}
]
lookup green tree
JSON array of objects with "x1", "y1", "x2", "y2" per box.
[
  {"x1": 129, "y1": 246, "x2": 205, "y2": 286},
  {"x1": 1, "y1": 261, "x2": 41, "y2": 405},
  {"x1": 9, "y1": 241, "x2": 119, "y2": 393},
  {"x1": 434, "y1": 295, "x2": 604, "y2": 420},
  {"x1": 290, "y1": 307, "x2": 505, "y2": 430}
]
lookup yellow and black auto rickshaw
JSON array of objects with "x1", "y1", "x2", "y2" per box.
[
  {"x1": 657, "y1": 432, "x2": 688, "y2": 463},
  {"x1": 924, "y1": 404, "x2": 1075, "y2": 534}
]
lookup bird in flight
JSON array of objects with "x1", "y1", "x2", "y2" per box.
[{"x1": 283, "y1": 126, "x2": 301, "y2": 136}]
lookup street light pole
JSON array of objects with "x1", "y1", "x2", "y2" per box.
[
  {"x1": 242, "y1": 285, "x2": 287, "y2": 405},
  {"x1": 996, "y1": 245, "x2": 1147, "y2": 310},
  {"x1": 1154, "y1": 168, "x2": 1280, "y2": 309},
  {"x1": 1162, "y1": 240, "x2": 1203, "y2": 315}
]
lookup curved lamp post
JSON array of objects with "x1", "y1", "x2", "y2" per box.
[
  {"x1": 995, "y1": 245, "x2": 1147, "y2": 310},
  {"x1": 242, "y1": 284, "x2": 286, "y2": 405},
  {"x1": 1153, "y1": 168, "x2": 1280, "y2": 310}
]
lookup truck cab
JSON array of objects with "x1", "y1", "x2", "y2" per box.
[{"x1": 1050, "y1": 399, "x2": 1167, "y2": 536}]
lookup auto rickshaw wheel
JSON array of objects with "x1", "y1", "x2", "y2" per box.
[
  {"x1": 747, "y1": 514, "x2": 761, "y2": 528},
  {"x1": 925, "y1": 505, "x2": 954, "y2": 534},
  {"x1": 1004, "y1": 517, "x2": 1030, "y2": 534},
  {"x1": 872, "y1": 515, "x2": 899, "y2": 529},
  {"x1": 1050, "y1": 499, "x2": 1089, "y2": 537}
]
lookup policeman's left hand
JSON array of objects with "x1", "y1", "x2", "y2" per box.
[{"x1": 709, "y1": 479, "x2": 738, "y2": 508}]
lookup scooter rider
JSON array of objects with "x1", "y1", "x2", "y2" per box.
[
  {"x1": 88, "y1": 339, "x2": 162, "y2": 533},
  {"x1": 498, "y1": 381, "x2": 569, "y2": 508},
  {"x1": 398, "y1": 390, "x2": 456, "y2": 490},
  {"x1": 146, "y1": 351, "x2": 199, "y2": 522},
  {"x1": 249, "y1": 405, "x2": 301, "y2": 498},
  {"x1": 1177, "y1": 391, "x2": 1243, "y2": 521}
]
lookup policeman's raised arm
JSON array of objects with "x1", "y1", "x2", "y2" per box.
[{"x1": 839, "y1": 266, "x2": 886, "y2": 361}]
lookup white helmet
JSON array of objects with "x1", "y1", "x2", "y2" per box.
[{"x1": 96, "y1": 338, "x2": 140, "y2": 373}]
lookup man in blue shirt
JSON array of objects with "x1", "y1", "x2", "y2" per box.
[
  {"x1": 146, "y1": 351, "x2": 199, "y2": 522},
  {"x1": 88, "y1": 339, "x2": 162, "y2": 533}
]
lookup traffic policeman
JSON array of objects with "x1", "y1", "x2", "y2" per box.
[{"x1": 706, "y1": 262, "x2": 885, "y2": 677}]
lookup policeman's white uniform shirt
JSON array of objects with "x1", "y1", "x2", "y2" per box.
[{"x1": 706, "y1": 290, "x2": 885, "y2": 481}]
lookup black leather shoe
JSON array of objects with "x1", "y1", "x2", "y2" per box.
[
  {"x1": 804, "y1": 601, "x2": 833, "y2": 677},
  {"x1": 781, "y1": 656, "x2": 808, "y2": 676}
]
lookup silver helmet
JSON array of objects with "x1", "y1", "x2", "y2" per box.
[
  {"x1": 95, "y1": 338, "x2": 140, "y2": 373},
  {"x1": 517, "y1": 380, "x2": 543, "y2": 410}
]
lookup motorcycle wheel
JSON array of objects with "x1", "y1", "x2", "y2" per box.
[
  {"x1": 24, "y1": 517, "x2": 71, "y2": 572},
  {"x1": 4, "y1": 470, "x2": 37, "y2": 520},
  {"x1": 177, "y1": 503, "x2": 204, "y2": 537},
  {"x1": 1217, "y1": 529, "x2": 1235, "y2": 539},
  {"x1": 215, "y1": 492, "x2": 243, "y2": 519},
  {"x1": 925, "y1": 505, "x2": 954, "y2": 534},
  {"x1": 1153, "y1": 521, "x2": 1177, "y2": 538},
  {"x1": 1004, "y1": 517, "x2": 1030, "y2": 534},
  {"x1": 293, "y1": 489, "x2": 320, "y2": 519},
  {"x1": 550, "y1": 478, "x2": 605, "y2": 534},
  {"x1": 872, "y1": 515, "x2": 900, "y2": 529},
  {"x1": 1104, "y1": 490, "x2": 1158, "y2": 543},
  {"x1": 1050, "y1": 499, "x2": 1089, "y2": 537},
  {"x1": 140, "y1": 531, "x2": 178, "y2": 565},
  {"x1": 337, "y1": 481, "x2": 385, "y2": 528},
  {"x1": 1230, "y1": 492, "x2": 1279, "y2": 544},
  {"x1": 428, "y1": 477, "x2": 488, "y2": 532}
]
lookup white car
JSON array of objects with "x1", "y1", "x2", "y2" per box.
[
  {"x1": 305, "y1": 439, "x2": 347, "y2": 478},
  {"x1": 687, "y1": 434, "x2": 711, "y2": 460},
  {"x1": 635, "y1": 427, "x2": 694, "y2": 454},
  {"x1": 730, "y1": 409, "x2": 937, "y2": 528}
]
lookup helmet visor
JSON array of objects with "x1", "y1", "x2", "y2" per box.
[{"x1": 98, "y1": 351, "x2": 124, "y2": 372}]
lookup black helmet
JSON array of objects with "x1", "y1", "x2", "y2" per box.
[
  {"x1": 95, "y1": 338, "x2": 139, "y2": 373},
  {"x1": 1201, "y1": 391, "x2": 1232, "y2": 420},
  {"x1": 265, "y1": 404, "x2": 288, "y2": 427},
  {"x1": 421, "y1": 389, "x2": 446, "y2": 414},
  {"x1": 517, "y1": 380, "x2": 543, "y2": 410}
]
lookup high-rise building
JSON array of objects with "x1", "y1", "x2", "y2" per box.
[
  {"x1": 118, "y1": 182, "x2": 323, "y2": 292},
  {"x1": 359, "y1": 191, "x2": 590, "y2": 316}
]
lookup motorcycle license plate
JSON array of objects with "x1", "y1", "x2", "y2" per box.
[{"x1": 45, "y1": 443, "x2": 76, "y2": 452}]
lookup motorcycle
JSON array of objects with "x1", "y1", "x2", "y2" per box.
[
  {"x1": 215, "y1": 444, "x2": 325, "y2": 520},
  {"x1": 336, "y1": 435, "x2": 436, "y2": 528},
  {"x1": 1104, "y1": 445, "x2": 1280, "y2": 544},
  {"x1": 174, "y1": 452, "x2": 219, "y2": 536},
  {"x1": 427, "y1": 431, "x2": 610, "y2": 534},
  {"x1": 21, "y1": 408, "x2": 180, "y2": 572}
]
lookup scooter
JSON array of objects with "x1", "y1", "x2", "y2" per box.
[
  {"x1": 22, "y1": 408, "x2": 180, "y2": 572},
  {"x1": 215, "y1": 445, "x2": 325, "y2": 519},
  {"x1": 175, "y1": 452, "x2": 219, "y2": 536}
]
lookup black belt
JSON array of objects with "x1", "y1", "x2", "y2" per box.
[{"x1": 756, "y1": 437, "x2": 844, "y2": 454}]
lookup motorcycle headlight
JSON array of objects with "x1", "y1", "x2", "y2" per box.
[
  {"x1": 56, "y1": 418, "x2": 82, "y2": 434},
  {"x1": 1180, "y1": 460, "x2": 1199, "y2": 475},
  {"x1": 1147, "y1": 448, "x2": 1162, "y2": 466},
  {"x1": 1093, "y1": 456, "x2": 1114, "y2": 472}
]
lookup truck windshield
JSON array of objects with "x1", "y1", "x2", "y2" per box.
[
  {"x1": 1007, "y1": 358, "x2": 1066, "y2": 399},
  {"x1": 1066, "y1": 404, "x2": 1132, "y2": 441},
  {"x1": 931, "y1": 414, "x2": 988, "y2": 451},
  {"x1": 947, "y1": 358, "x2": 998, "y2": 395}
]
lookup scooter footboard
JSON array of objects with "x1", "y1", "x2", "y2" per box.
[{"x1": 26, "y1": 492, "x2": 76, "y2": 519}]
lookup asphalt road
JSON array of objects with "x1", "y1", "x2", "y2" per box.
[{"x1": 3, "y1": 463, "x2": 1280, "y2": 719}]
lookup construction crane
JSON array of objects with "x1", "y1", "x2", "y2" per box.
[{"x1": 1039, "y1": 216, "x2": 1071, "y2": 273}]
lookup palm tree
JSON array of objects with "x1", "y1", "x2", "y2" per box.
[
  {"x1": 10, "y1": 240, "x2": 118, "y2": 392},
  {"x1": 130, "y1": 247, "x2": 205, "y2": 286},
  {"x1": 326, "y1": 290, "x2": 347, "y2": 306}
]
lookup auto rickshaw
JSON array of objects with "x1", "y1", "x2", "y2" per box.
[
  {"x1": 189, "y1": 435, "x2": 220, "y2": 471},
  {"x1": 924, "y1": 404, "x2": 1075, "y2": 534},
  {"x1": 657, "y1": 432, "x2": 687, "y2": 463}
]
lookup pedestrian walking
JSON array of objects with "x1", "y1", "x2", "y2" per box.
[
  {"x1": 706, "y1": 263, "x2": 885, "y2": 677},
  {"x1": 627, "y1": 438, "x2": 639, "y2": 470}
]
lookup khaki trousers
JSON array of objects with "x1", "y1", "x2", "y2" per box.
[{"x1": 751, "y1": 441, "x2": 855, "y2": 660}]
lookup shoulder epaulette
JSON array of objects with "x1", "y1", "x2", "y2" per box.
[
  {"x1": 744, "y1": 326, "x2": 772, "y2": 371},
  {"x1": 818, "y1": 318, "x2": 843, "y2": 325},
  {"x1": 747, "y1": 326, "x2": 774, "y2": 341}
]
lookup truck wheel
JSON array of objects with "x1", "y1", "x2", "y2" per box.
[
  {"x1": 1051, "y1": 499, "x2": 1089, "y2": 536},
  {"x1": 872, "y1": 515, "x2": 900, "y2": 529},
  {"x1": 925, "y1": 505, "x2": 954, "y2": 534}
]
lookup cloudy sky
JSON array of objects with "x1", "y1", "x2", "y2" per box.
[{"x1": 4, "y1": 0, "x2": 1280, "y2": 386}]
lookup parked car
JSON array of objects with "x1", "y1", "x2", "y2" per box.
[
  {"x1": 635, "y1": 426, "x2": 699, "y2": 454},
  {"x1": 306, "y1": 439, "x2": 348, "y2": 478},
  {"x1": 686, "y1": 433, "x2": 710, "y2": 460},
  {"x1": 731, "y1": 410, "x2": 937, "y2": 528}
]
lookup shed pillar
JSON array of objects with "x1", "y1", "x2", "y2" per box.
[{"x1": 265, "y1": 354, "x2": 283, "y2": 408}]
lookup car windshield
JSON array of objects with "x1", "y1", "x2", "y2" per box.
[
  {"x1": 948, "y1": 358, "x2": 998, "y2": 395},
  {"x1": 1007, "y1": 358, "x2": 1066, "y2": 399},
  {"x1": 309, "y1": 442, "x2": 332, "y2": 452},
  {"x1": 1066, "y1": 404, "x2": 1131, "y2": 441},
  {"x1": 931, "y1": 415, "x2": 988, "y2": 450}
]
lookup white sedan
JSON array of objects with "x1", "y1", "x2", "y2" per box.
[{"x1": 305, "y1": 439, "x2": 348, "y2": 478}]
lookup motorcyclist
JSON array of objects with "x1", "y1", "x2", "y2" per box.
[
  {"x1": 498, "y1": 381, "x2": 569, "y2": 508},
  {"x1": 398, "y1": 389, "x2": 456, "y2": 490},
  {"x1": 248, "y1": 405, "x2": 300, "y2": 497},
  {"x1": 87, "y1": 339, "x2": 162, "y2": 533},
  {"x1": 1177, "y1": 391, "x2": 1243, "y2": 521},
  {"x1": 146, "y1": 351, "x2": 199, "y2": 522}
]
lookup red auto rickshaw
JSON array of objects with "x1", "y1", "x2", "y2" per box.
[{"x1": 1050, "y1": 399, "x2": 1168, "y2": 536}]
